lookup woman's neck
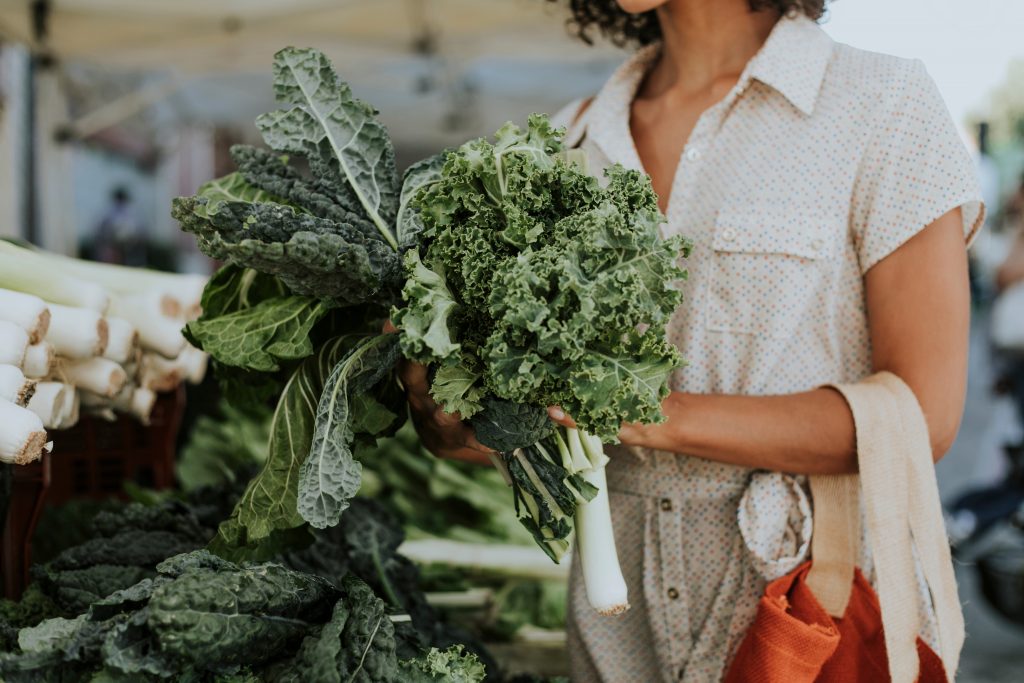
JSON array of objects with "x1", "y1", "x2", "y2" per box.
[{"x1": 642, "y1": 0, "x2": 781, "y2": 99}]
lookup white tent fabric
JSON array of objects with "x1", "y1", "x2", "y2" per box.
[{"x1": 0, "y1": 0, "x2": 623, "y2": 147}]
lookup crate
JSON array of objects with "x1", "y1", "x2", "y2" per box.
[
  {"x1": 0, "y1": 386, "x2": 186, "y2": 599},
  {"x1": 1, "y1": 454, "x2": 50, "y2": 600},
  {"x1": 47, "y1": 385, "x2": 185, "y2": 504}
]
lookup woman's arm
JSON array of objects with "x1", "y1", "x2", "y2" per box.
[{"x1": 553, "y1": 208, "x2": 971, "y2": 475}]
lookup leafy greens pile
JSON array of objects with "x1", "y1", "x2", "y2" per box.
[
  {"x1": 172, "y1": 46, "x2": 689, "y2": 617},
  {"x1": 0, "y1": 549, "x2": 484, "y2": 682}
]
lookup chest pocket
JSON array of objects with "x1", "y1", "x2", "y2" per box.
[{"x1": 706, "y1": 207, "x2": 839, "y2": 340}]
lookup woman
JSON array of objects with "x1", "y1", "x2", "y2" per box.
[{"x1": 400, "y1": 0, "x2": 983, "y2": 680}]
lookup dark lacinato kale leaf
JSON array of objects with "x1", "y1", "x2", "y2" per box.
[
  {"x1": 257, "y1": 47, "x2": 400, "y2": 248},
  {"x1": 210, "y1": 333, "x2": 405, "y2": 558},
  {"x1": 298, "y1": 334, "x2": 402, "y2": 529},
  {"x1": 469, "y1": 398, "x2": 553, "y2": 453}
]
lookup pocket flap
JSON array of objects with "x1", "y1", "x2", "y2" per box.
[{"x1": 713, "y1": 207, "x2": 838, "y2": 260}]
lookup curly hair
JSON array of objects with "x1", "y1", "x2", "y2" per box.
[{"x1": 550, "y1": 0, "x2": 828, "y2": 47}]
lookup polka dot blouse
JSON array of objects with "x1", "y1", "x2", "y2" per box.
[{"x1": 551, "y1": 14, "x2": 984, "y2": 683}]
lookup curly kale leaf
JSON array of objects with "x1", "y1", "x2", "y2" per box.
[
  {"x1": 397, "y1": 152, "x2": 446, "y2": 248},
  {"x1": 257, "y1": 47, "x2": 400, "y2": 249},
  {"x1": 397, "y1": 645, "x2": 487, "y2": 683},
  {"x1": 298, "y1": 334, "x2": 402, "y2": 528},
  {"x1": 400, "y1": 115, "x2": 689, "y2": 441},
  {"x1": 469, "y1": 398, "x2": 553, "y2": 453}
]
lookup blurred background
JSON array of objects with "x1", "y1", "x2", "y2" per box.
[{"x1": 2, "y1": 0, "x2": 1024, "y2": 680}]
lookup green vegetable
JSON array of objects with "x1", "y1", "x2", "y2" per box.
[{"x1": 394, "y1": 115, "x2": 689, "y2": 615}]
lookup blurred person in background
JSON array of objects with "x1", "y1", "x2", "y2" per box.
[
  {"x1": 92, "y1": 185, "x2": 147, "y2": 266},
  {"x1": 995, "y1": 175, "x2": 1024, "y2": 425}
]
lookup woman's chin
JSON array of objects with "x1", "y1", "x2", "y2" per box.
[{"x1": 616, "y1": 0, "x2": 669, "y2": 14}]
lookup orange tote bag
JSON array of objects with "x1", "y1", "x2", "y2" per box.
[{"x1": 724, "y1": 373, "x2": 964, "y2": 683}]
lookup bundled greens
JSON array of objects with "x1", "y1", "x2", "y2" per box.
[
  {"x1": 394, "y1": 117, "x2": 689, "y2": 614},
  {"x1": 173, "y1": 46, "x2": 689, "y2": 618}
]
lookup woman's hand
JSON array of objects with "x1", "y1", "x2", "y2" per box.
[{"x1": 384, "y1": 320, "x2": 495, "y2": 465}]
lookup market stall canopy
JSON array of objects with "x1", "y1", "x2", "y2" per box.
[{"x1": 0, "y1": 0, "x2": 623, "y2": 148}]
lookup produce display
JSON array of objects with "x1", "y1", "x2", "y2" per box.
[
  {"x1": 0, "y1": 242, "x2": 209, "y2": 464},
  {"x1": 172, "y1": 47, "x2": 688, "y2": 619},
  {"x1": 0, "y1": 491, "x2": 488, "y2": 681}
]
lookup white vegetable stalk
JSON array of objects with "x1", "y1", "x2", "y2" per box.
[
  {"x1": 567, "y1": 428, "x2": 630, "y2": 616},
  {"x1": 62, "y1": 357, "x2": 127, "y2": 398},
  {"x1": 0, "y1": 364, "x2": 36, "y2": 406},
  {"x1": 0, "y1": 251, "x2": 110, "y2": 312},
  {"x1": 0, "y1": 241, "x2": 206, "y2": 311},
  {"x1": 0, "y1": 398, "x2": 50, "y2": 464},
  {"x1": 140, "y1": 352, "x2": 183, "y2": 392},
  {"x1": 82, "y1": 384, "x2": 156, "y2": 424},
  {"x1": 178, "y1": 346, "x2": 209, "y2": 384},
  {"x1": 102, "y1": 317, "x2": 139, "y2": 364},
  {"x1": 0, "y1": 289, "x2": 50, "y2": 343},
  {"x1": 58, "y1": 386, "x2": 80, "y2": 429},
  {"x1": 22, "y1": 342, "x2": 55, "y2": 378},
  {"x1": 0, "y1": 320, "x2": 30, "y2": 367},
  {"x1": 26, "y1": 382, "x2": 70, "y2": 429},
  {"x1": 46, "y1": 304, "x2": 109, "y2": 359},
  {"x1": 109, "y1": 293, "x2": 187, "y2": 358}
]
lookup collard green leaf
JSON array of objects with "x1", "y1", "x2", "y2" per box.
[
  {"x1": 185, "y1": 295, "x2": 331, "y2": 372},
  {"x1": 298, "y1": 334, "x2": 401, "y2": 528},
  {"x1": 257, "y1": 47, "x2": 400, "y2": 249},
  {"x1": 192, "y1": 264, "x2": 287, "y2": 320},
  {"x1": 210, "y1": 335, "x2": 365, "y2": 554}
]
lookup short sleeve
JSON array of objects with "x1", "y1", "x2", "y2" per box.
[{"x1": 850, "y1": 59, "x2": 984, "y2": 274}]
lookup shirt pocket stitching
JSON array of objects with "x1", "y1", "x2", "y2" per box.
[{"x1": 705, "y1": 209, "x2": 839, "y2": 340}]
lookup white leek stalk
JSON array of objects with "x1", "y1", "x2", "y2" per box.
[
  {"x1": 0, "y1": 364, "x2": 36, "y2": 406},
  {"x1": 103, "y1": 317, "x2": 139, "y2": 364},
  {"x1": 62, "y1": 357, "x2": 127, "y2": 398},
  {"x1": 26, "y1": 382, "x2": 70, "y2": 429},
  {"x1": 0, "y1": 320, "x2": 30, "y2": 367},
  {"x1": 140, "y1": 352, "x2": 182, "y2": 392},
  {"x1": 567, "y1": 428, "x2": 630, "y2": 616},
  {"x1": 22, "y1": 342, "x2": 55, "y2": 378},
  {"x1": 0, "y1": 398, "x2": 49, "y2": 464},
  {"x1": 178, "y1": 346, "x2": 209, "y2": 384},
  {"x1": 45, "y1": 304, "x2": 109, "y2": 359},
  {"x1": 109, "y1": 294, "x2": 187, "y2": 358},
  {"x1": 82, "y1": 384, "x2": 156, "y2": 424},
  {"x1": 0, "y1": 289, "x2": 50, "y2": 343},
  {"x1": 0, "y1": 241, "x2": 206, "y2": 311},
  {"x1": 0, "y1": 251, "x2": 109, "y2": 312},
  {"x1": 57, "y1": 386, "x2": 80, "y2": 429}
]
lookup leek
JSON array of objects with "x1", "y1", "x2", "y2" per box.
[
  {"x1": 0, "y1": 364, "x2": 35, "y2": 406},
  {"x1": 62, "y1": 357, "x2": 128, "y2": 398},
  {"x1": 45, "y1": 304, "x2": 109, "y2": 359},
  {"x1": 0, "y1": 398, "x2": 49, "y2": 464},
  {"x1": 0, "y1": 289, "x2": 50, "y2": 343},
  {"x1": 22, "y1": 342, "x2": 55, "y2": 379},
  {"x1": 0, "y1": 251, "x2": 109, "y2": 312},
  {"x1": 0, "y1": 320, "x2": 30, "y2": 367},
  {"x1": 26, "y1": 382, "x2": 70, "y2": 429}
]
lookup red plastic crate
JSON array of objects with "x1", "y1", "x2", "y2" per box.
[{"x1": 0, "y1": 386, "x2": 186, "y2": 599}]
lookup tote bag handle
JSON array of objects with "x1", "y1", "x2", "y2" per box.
[{"x1": 806, "y1": 372, "x2": 963, "y2": 683}]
